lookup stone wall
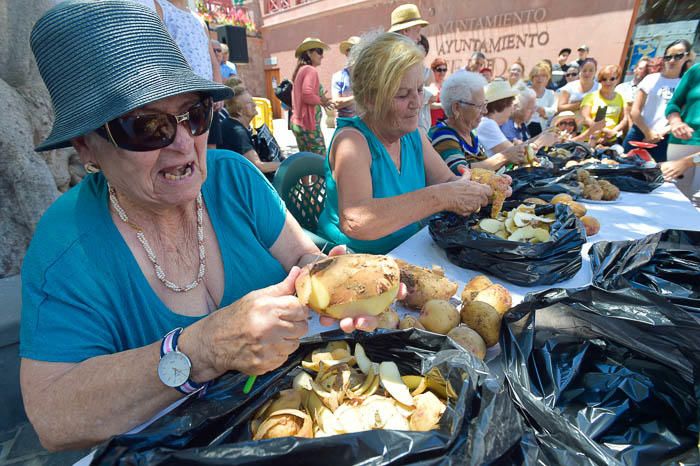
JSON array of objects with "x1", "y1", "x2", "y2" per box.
[{"x1": 0, "y1": 0, "x2": 65, "y2": 278}]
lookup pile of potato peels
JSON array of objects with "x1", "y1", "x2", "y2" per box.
[{"x1": 251, "y1": 341, "x2": 448, "y2": 440}]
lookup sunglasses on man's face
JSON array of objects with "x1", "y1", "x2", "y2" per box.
[
  {"x1": 663, "y1": 52, "x2": 688, "y2": 62},
  {"x1": 433, "y1": 67, "x2": 448, "y2": 72},
  {"x1": 566, "y1": 72, "x2": 579, "y2": 77},
  {"x1": 95, "y1": 97, "x2": 214, "y2": 152}
]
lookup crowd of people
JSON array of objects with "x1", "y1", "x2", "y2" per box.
[{"x1": 16, "y1": 0, "x2": 700, "y2": 452}]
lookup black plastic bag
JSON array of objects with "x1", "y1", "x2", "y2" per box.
[
  {"x1": 428, "y1": 202, "x2": 586, "y2": 286},
  {"x1": 589, "y1": 229, "x2": 700, "y2": 317},
  {"x1": 501, "y1": 286, "x2": 700, "y2": 466},
  {"x1": 91, "y1": 330, "x2": 535, "y2": 465},
  {"x1": 507, "y1": 168, "x2": 582, "y2": 201},
  {"x1": 569, "y1": 164, "x2": 663, "y2": 193},
  {"x1": 274, "y1": 79, "x2": 293, "y2": 108},
  {"x1": 542, "y1": 142, "x2": 594, "y2": 170}
]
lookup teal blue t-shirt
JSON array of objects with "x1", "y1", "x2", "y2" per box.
[
  {"x1": 20, "y1": 150, "x2": 287, "y2": 363},
  {"x1": 317, "y1": 117, "x2": 427, "y2": 254}
]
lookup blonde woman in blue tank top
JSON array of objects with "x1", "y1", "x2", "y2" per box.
[{"x1": 318, "y1": 33, "x2": 507, "y2": 254}]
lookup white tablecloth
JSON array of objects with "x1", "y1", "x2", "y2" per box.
[{"x1": 306, "y1": 182, "x2": 700, "y2": 336}]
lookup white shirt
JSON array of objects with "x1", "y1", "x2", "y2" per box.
[
  {"x1": 476, "y1": 117, "x2": 508, "y2": 156},
  {"x1": 560, "y1": 79, "x2": 600, "y2": 104},
  {"x1": 615, "y1": 81, "x2": 639, "y2": 105},
  {"x1": 133, "y1": 0, "x2": 213, "y2": 80},
  {"x1": 529, "y1": 88, "x2": 558, "y2": 129},
  {"x1": 638, "y1": 72, "x2": 681, "y2": 133}
]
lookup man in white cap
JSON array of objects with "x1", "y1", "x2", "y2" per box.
[
  {"x1": 575, "y1": 45, "x2": 590, "y2": 68},
  {"x1": 331, "y1": 36, "x2": 360, "y2": 122},
  {"x1": 388, "y1": 3, "x2": 428, "y2": 43}
]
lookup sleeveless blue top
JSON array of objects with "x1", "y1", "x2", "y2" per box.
[{"x1": 318, "y1": 117, "x2": 427, "y2": 254}]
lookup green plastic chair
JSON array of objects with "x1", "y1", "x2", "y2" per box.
[{"x1": 273, "y1": 152, "x2": 336, "y2": 250}]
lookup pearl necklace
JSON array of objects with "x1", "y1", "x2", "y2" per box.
[{"x1": 107, "y1": 182, "x2": 206, "y2": 293}]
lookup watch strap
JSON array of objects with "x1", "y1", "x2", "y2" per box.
[{"x1": 161, "y1": 327, "x2": 208, "y2": 395}]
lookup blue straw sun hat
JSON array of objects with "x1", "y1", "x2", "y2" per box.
[{"x1": 30, "y1": 0, "x2": 233, "y2": 152}]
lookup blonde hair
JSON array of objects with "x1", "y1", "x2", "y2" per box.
[
  {"x1": 529, "y1": 61, "x2": 551, "y2": 81},
  {"x1": 224, "y1": 83, "x2": 249, "y2": 117},
  {"x1": 351, "y1": 32, "x2": 424, "y2": 123}
]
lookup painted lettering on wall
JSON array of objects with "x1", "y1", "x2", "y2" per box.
[{"x1": 433, "y1": 8, "x2": 550, "y2": 76}]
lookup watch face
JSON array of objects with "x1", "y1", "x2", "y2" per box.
[{"x1": 158, "y1": 351, "x2": 192, "y2": 388}]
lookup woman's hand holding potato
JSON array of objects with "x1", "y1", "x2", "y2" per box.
[
  {"x1": 441, "y1": 169, "x2": 493, "y2": 216},
  {"x1": 188, "y1": 268, "x2": 310, "y2": 378}
]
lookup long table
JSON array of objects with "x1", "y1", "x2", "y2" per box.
[
  {"x1": 306, "y1": 182, "x2": 700, "y2": 336},
  {"x1": 77, "y1": 183, "x2": 700, "y2": 465}
]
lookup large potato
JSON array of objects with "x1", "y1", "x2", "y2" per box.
[
  {"x1": 395, "y1": 259, "x2": 458, "y2": 309},
  {"x1": 295, "y1": 254, "x2": 400, "y2": 319},
  {"x1": 460, "y1": 301, "x2": 502, "y2": 347}
]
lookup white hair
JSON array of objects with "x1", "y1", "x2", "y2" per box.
[
  {"x1": 440, "y1": 70, "x2": 487, "y2": 118},
  {"x1": 513, "y1": 83, "x2": 536, "y2": 109}
]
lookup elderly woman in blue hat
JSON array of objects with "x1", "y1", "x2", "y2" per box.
[{"x1": 20, "y1": 0, "x2": 379, "y2": 450}]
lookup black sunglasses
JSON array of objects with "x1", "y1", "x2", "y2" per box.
[
  {"x1": 434, "y1": 67, "x2": 448, "y2": 72},
  {"x1": 95, "y1": 97, "x2": 214, "y2": 152},
  {"x1": 663, "y1": 52, "x2": 688, "y2": 62},
  {"x1": 565, "y1": 72, "x2": 579, "y2": 77},
  {"x1": 311, "y1": 48, "x2": 324, "y2": 56}
]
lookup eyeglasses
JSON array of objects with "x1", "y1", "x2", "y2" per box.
[
  {"x1": 600, "y1": 76, "x2": 619, "y2": 82},
  {"x1": 95, "y1": 98, "x2": 214, "y2": 152},
  {"x1": 458, "y1": 100, "x2": 487, "y2": 111},
  {"x1": 433, "y1": 67, "x2": 448, "y2": 72},
  {"x1": 213, "y1": 48, "x2": 222, "y2": 53},
  {"x1": 565, "y1": 72, "x2": 579, "y2": 77},
  {"x1": 557, "y1": 120, "x2": 577, "y2": 127},
  {"x1": 312, "y1": 48, "x2": 324, "y2": 56}
]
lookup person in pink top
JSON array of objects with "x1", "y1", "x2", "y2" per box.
[{"x1": 291, "y1": 38, "x2": 334, "y2": 155}]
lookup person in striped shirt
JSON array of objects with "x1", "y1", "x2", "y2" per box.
[{"x1": 428, "y1": 70, "x2": 525, "y2": 175}]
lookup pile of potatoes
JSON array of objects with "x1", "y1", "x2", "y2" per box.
[
  {"x1": 294, "y1": 255, "x2": 513, "y2": 361},
  {"x1": 395, "y1": 275, "x2": 512, "y2": 360},
  {"x1": 547, "y1": 193, "x2": 601, "y2": 236},
  {"x1": 575, "y1": 169, "x2": 620, "y2": 201},
  {"x1": 474, "y1": 203, "x2": 555, "y2": 243}
]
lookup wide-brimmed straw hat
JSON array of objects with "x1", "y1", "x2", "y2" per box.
[
  {"x1": 295, "y1": 38, "x2": 330, "y2": 58},
  {"x1": 30, "y1": 0, "x2": 232, "y2": 152},
  {"x1": 551, "y1": 111, "x2": 581, "y2": 127},
  {"x1": 484, "y1": 79, "x2": 518, "y2": 103},
  {"x1": 339, "y1": 36, "x2": 360, "y2": 56},
  {"x1": 388, "y1": 4, "x2": 429, "y2": 33}
]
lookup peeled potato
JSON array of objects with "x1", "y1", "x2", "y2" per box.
[
  {"x1": 569, "y1": 201, "x2": 587, "y2": 218},
  {"x1": 419, "y1": 299, "x2": 461, "y2": 335},
  {"x1": 447, "y1": 326, "x2": 487, "y2": 360},
  {"x1": 461, "y1": 275, "x2": 493, "y2": 305},
  {"x1": 473, "y1": 284, "x2": 512, "y2": 315},
  {"x1": 295, "y1": 254, "x2": 400, "y2": 319}
]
